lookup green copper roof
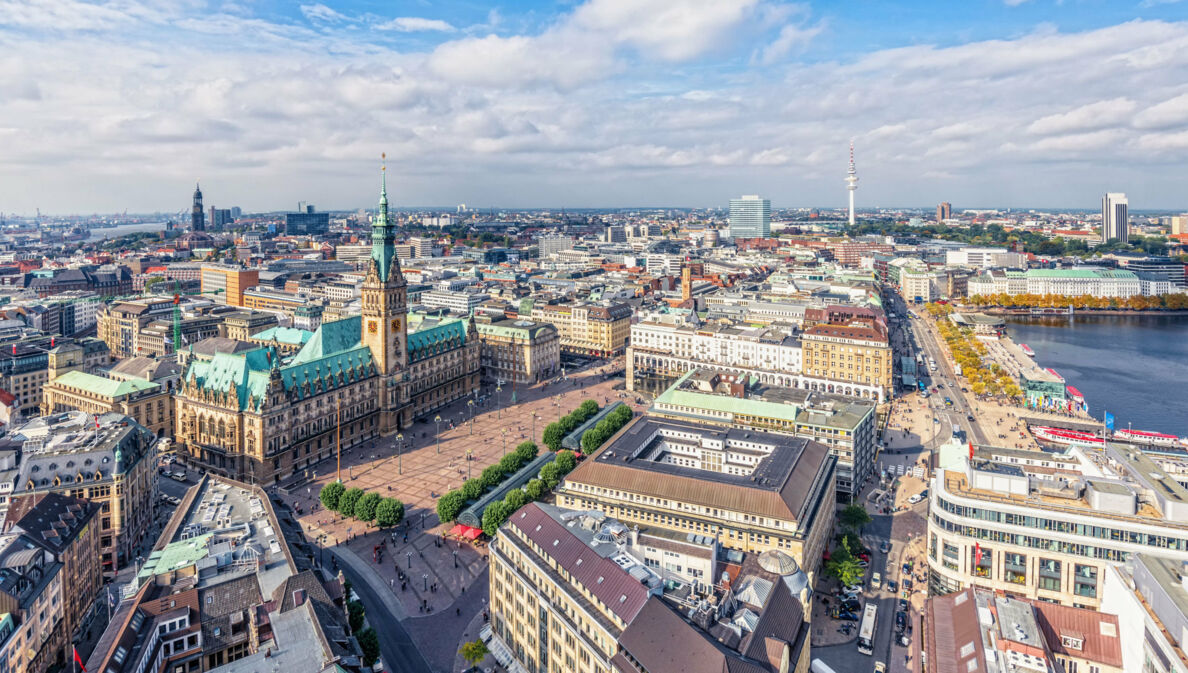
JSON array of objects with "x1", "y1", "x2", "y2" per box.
[
  {"x1": 409, "y1": 318, "x2": 467, "y2": 363},
  {"x1": 291, "y1": 317, "x2": 362, "y2": 365},
  {"x1": 475, "y1": 321, "x2": 554, "y2": 340},
  {"x1": 371, "y1": 168, "x2": 399, "y2": 282},
  {"x1": 187, "y1": 317, "x2": 376, "y2": 410},
  {"x1": 52, "y1": 370, "x2": 159, "y2": 398},
  {"x1": 148, "y1": 534, "x2": 214, "y2": 576},
  {"x1": 252, "y1": 326, "x2": 314, "y2": 346}
]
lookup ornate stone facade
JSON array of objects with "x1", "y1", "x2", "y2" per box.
[{"x1": 172, "y1": 168, "x2": 480, "y2": 484}]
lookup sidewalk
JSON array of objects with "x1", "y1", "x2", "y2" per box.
[{"x1": 288, "y1": 365, "x2": 638, "y2": 620}]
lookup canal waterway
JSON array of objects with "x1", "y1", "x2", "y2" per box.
[{"x1": 1006, "y1": 315, "x2": 1188, "y2": 437}]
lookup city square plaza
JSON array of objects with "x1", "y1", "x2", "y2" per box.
[{"x1": 283, "y1": 360, "x2": 645, "y2": 616}]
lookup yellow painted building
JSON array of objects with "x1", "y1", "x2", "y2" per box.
[{"x1": 531, "y1": 302, "x2": 631, "y2": 357}]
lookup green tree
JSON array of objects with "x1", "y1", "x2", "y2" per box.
[
  {"x1": 480, "y1": 465, "x2": 504, "y2": 489},
  {"x1": 358, "y1": 628, "x2": 380, "y2": 667},
  {"x1": 542, "y1": 422, "x2": 565, "y2": 451},
  {"x1": 319, "y1": 482, "x2": 345, "y2": 512},
  {"x1": 375, "y1": 497, "x2": 404, "y2": 527},
  {"x1": 347, "y1": 600, "x2": 365, "y2": 632},
  {"x1": 559, "y1": 415, "x2": 579, "y2": 434},
  {"x1": 525, "y1": 478, "x2": 546, "y2": 501},
  {"x1": 459, "y1": 639, "x2": 489, "y2": 666},
  {"x1": 577, "y1": 399, "x2": 599, "y2": 419},
  {"x1": 515, "y1": 441, "x2": 539, "y2": 460},
  {"x1": 555, "y1": 450, "x2": 577, "y2": 474},
  {"x1": 461, "y1": 478, "x2": 484, "y2": 501},
  {"x1": 482, "y1": 501, "x2": 511, "y2": 537},
  {"x1": 539, "y1": 462, "x2": 561, "y2": 489},
  {"x1": 824, "y1": 538, "x2": 866, "y2": 586},
  {"x1": 498, "y1": 452, "x2": 523, "y2": 475},
  {"x1": 436, "y1": 490, "x2": 467, "y2": 524},
  {"x1": 839, "y1": 504, "x2": 872, "y2": 532},
  {"x1": 338, "y1": 488, "x2": 364, "y2": 518},
  {"x1": 580, "y1": 427, "x2": 602, "y2": 453},
  {"x1": 353, "y1": 492, "x2": 382, "y2": 523},
  {"x1": 504, "y1": 489, "x2": 529, "y2": 511}
]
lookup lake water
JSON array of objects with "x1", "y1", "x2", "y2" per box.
[
  {"x1": 86, "y1": 222, "x2": 167, "y2": 241},
  {"x1": 1006, "y1": 315, "x2": 1188, "y2": 437}
]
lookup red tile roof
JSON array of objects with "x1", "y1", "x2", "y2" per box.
[
  {"x1": 1032, "y1": 600, "x2": 1122, "y2": 668},
  {"x1": 508, "y1": 503, "x2": 651, "y2": 625}
]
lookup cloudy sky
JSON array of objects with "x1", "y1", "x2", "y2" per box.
[{"x1": 1, "y1": 0, "x2": 1187, "y2": 215}]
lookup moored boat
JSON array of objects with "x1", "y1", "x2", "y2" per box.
[
  {"x1": 1019, "y1": 343, "x2": 1035, "y2": 357},
  {"x1": 1114, "y1": 428, "x2": 1183, "y2": 447},
  {"x1": 1032, "y1": 426, "x2": 1104, "y2": 446}
]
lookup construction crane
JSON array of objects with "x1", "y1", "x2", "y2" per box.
[{"x1": 171, "y1": 280, "x2": 224, "y2": 352}]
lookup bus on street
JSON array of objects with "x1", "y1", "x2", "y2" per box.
[{"x1": 857, "y1": 603, "x2": 878, "y2": 655}]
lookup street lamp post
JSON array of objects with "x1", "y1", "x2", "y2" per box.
[
  {"x1": 532, "y1": 411, "x2": 538, "y2": 444},
  {"x1": 434, "y1": 415, "x2": 442, "y2": 454},
  {"x1": 468, "y1": 400, "x2": 475, "y2": 435},
  {"x1": 406, "y1": 551, "x2": 412, "y2": 569},
  {"x1": 466, "y1": 448, "x2": 473, "y2": 480},
  {"x1": 396, "y1": 433, "x2": 403, "y2": 475},
  {"x1": 496, "y1": 384, "x2": 502, "y2": 419},
  {"x1": 423, "y1": 573, "x2": 429, "y2": 591},
  {"x1": 453, "y1": 550, "x2": 458, "y2": 568}
]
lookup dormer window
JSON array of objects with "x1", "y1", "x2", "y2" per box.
[{"x1": 1060, "y1": 635, "x2": 1084, "y2": 651}]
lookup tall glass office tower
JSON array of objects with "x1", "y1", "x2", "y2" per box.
[{"x1": 729, "y1": 195, "x2": 771, "y2": 239}]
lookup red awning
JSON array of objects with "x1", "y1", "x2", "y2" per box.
[{"x1": 449, "y1": 524, "x2": 483, "y2": 540}]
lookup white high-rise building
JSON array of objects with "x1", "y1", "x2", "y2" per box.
[
  {"x1": 1102, "y1": 192, "x2": 1129, "y2": 243},
  {"x1": 845, "y1": 141, "x2": 858, "y2": 226},
  {"x1": 728, "y1": 195, "x2": 771, "y2": 239}
]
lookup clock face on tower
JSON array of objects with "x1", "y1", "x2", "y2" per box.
[
  {"x1": 391, "y1": 319, "x2": 401, "y2": 331},
  {"x1": 368, "y1": 320, "x2": 378, "y2": 334}
]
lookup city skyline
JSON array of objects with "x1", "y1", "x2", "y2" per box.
[{"x1": 2, "y1": 1, "x2": 1188, "y2": 213}]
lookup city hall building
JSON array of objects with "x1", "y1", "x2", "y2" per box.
[{"x1": 173, "y1": 170, "x2": 479, "y2": 484}]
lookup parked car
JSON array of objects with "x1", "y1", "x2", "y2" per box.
[
  {"x1": 843, "y1": 584, "x2": 863, "y2": 594},
  {"x1": 899, "y1": 598, "x2": 909, "y2": 612},
  {"x1": 170, "y1": 472, "x2": 187, "y2": 482},
  {"x1": 895, "y1": 611, "x2": 908, "y2": 633},
  {"x1": 908, "y1": 493, "x2": 925, "y2": 505},
  {"x1": 887, "y1": 580, "x2": 898, "y2": 593},
  {"x1": 871, "y1": 572, "x2": 882, "y2": 589},
  {"x1": 856, "y1": 559, "x2": 869, "y2": 568},
  {"x1": 841, "y1": 599, "x2": 861, "y2": 612},
  {"x1": 903, "y1": 578, "x2": 913, "y2": 591},
  {"x1": 880, "y1": 541, "x2": 892, "y2": 553},
  {"x1": 875, "y1": 662, "x2": 886, "y2": 673}
]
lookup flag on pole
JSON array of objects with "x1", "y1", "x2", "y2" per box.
[
  {"x1": 74, "y1": 644, "x2": 88, "y2": 673},
  {"x1": 968, "y1": 441, "x2": 974, "y2": 460},
  {"x1": 1104, "y1": 411, "x2": 1115, "y2": 431}
]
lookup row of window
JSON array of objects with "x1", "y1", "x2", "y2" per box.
[{"x1": 935, "y1": 496, "x2": 1188, "y2": 551}]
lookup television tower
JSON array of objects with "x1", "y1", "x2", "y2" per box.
[{"x1": 845, "y1": 141, "x2": 858, "y2": 226}]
